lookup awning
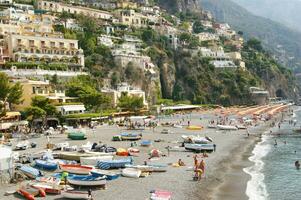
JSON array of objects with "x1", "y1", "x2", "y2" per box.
[{"x1": 57, "y1": 105, "x2": 86, "y2": 112}]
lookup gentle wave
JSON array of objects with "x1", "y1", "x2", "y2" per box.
[{"x1": 243, "y1": 135, "x2": 271, "y2": 200}]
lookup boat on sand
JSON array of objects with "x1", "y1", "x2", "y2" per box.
[
  {"x1": 60, "y1": 164, "x2": 93, "y2": 175},
  {"x1": 61, "y1": 190, "x2": 90, "y2": 199},
  {"x1": 67, "y1": 174, "x2": 106, "y2": 186},
  {"x1": 122, "y1": 168, "x2": 141, "y2": 178}
]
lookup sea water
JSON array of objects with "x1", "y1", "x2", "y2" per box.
[{"x1": 245, "y1": 108, "x2": 301, "y2": 200}]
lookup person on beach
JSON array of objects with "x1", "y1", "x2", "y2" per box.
[
  {"x1": 213, "y1": 144, "x2": 216, "y2": 152},
  {"x1": 199, "y1": 160, "x2": 205, "y2": 176},
  {"x1": 178, "y1": 159, "x2": 185, "y2": 166},
  {"x1": 88, "y1": 189, "x2": 93, "y2": 200}
]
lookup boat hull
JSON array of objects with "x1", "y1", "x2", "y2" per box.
[
  {"x1": 80, "y1": 156, "x2": 113, "y2": 166},
  {"x1": 60, "y1": 164, "x2": 93, "y2": 175},
  {"x1": 67, "y1": 176, "x2": 106, "y2": 186},
  {"x1": 62, "y1": 191, "x2": 89, "y2": 199},
  {"x1": 122, "y1": 168, "x2": 141, "y2": 178}
]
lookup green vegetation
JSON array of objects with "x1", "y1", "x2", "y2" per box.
[
  {"x1": 118, "y1": 92, "x2": 144, "y2": 112},
  {"x1": 65, "y1": 75, "x2": 111, "y2": 112},
  {"x1": 0, "y1": 73, "x2": 23, "y2": 116},
  {"x1": 24, "y1": 96, "x2": 57, "y2": 122}
]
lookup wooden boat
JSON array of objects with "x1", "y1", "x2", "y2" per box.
[
  {"x1": 141, "y1": 140, "x2": 152, "y2": 147},
  {"x1": 57, "y1": 151, "x2": 116, "y2": 161},
  {"x1": 80, "y1": 155, "x2": 113, "y2": 166},
  {"x1": 19, "y1": 165, "x2": 42, "y2": 179},
  {"x1": 34, "y1": 159, "x2": 58, "y2": 171},
  {"x1": 122, "y1": 168, "x2": 141, "y2": 178},
  {"x1": 184, "y1": 143, "x2": 214, "y2": 152},
  {"x1": 90, "y1": 169, "x2": 120, "y2": 180},
  {"x1": 120, "y1": 133, "x2": 142, "y2": 141},
  {"x1": 97, "y1": 157, "x2": 133, "y2": 170},
  {"x1": 217, "y1": 125, "x2": 238, "y2": 130},
  {"x1": 67, "y1": 174, "x2": 106, "y2": 186},
  {"x1": 68, "y1": 132, "x2": 87, "y2": 140},
  {"x1": 60, "y1": 164, "x2": 93, "y2": 175},
  {"x1": 61, "y1": 190, "x2": 90, "y2": 199}
]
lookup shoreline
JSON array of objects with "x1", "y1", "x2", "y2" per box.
[{"x1": 197, "y1": 111, "x2": 289, "y2": 200}]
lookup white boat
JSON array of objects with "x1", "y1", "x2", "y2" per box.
[
  {"x1": 207, "y1": 124, "x2": 217, "y2": 128},
  {"x1": 181, "y1": 135, "x2": 211, "y2": 144},
  {"x1": 80, "y1": 142, "x2": 92, "y2": 151},
  {"x1": 15, "y1": 140, "x2": 30, "y2": 150},
  {"x1": 121, "y1": 168, "x2": 141, "y2": 178},
  {"x1": 54, "y1": 142, "x2": 69, "y2": 150},
  {"x1": 184, "y1": 143, "x2": 215, "y2": 152},
  {"x1": 173, "y1": 124, "x2": 183, "y2": 128},
  {"x1": 80, "y1": 156, "x2": 113, "y2": 166},
  {"x1": 236, "y1": 125, "x2": 247, "y2": 129},
  {"x1": 61, "y1": 190, "x2": 90, "y2": 199},
  {"x1": 216, "y1": 125, "x2": 238, "y2": 130}
]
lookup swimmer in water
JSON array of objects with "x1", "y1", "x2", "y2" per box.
[
  {"x1": 295, "y1": 161, "x2": 300, "y2": 170},
  {"x1": 274, "y1": 139, "x2": 277, "y2": 147}
]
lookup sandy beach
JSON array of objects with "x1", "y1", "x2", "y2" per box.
[{"x1": 0, "y1": 106, "x2": 288, "y2": 200}]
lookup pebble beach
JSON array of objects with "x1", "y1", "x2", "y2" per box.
[{"x1": 0, "y1": 106, "x2": 289, "y2": 200}]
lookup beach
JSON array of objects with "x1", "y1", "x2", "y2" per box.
[{"x1": 0, "y1": 106, "x2": 289, "y2": 200}]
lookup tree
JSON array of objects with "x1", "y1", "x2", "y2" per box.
[
  {"x1": 31, "y1": 96, "x2": 56, "y2": 116},
  {"x1": 24, "y1": 106, "x2": 46, "y2": 121},
  {"x1": 193, "y1": 21, "x2": 205, "y2": 34},
  {"x1": 0, "y1": 73, "x2": 23, "y2": 115},
  {"x1": 7, "y1": 82, "x2": 23, "y2": 110},
  {"x1": 65, "y1": 76, "x2": 111, "y2": 111},
  {"x1": 118, "y1": 93, "x2": 144, "y2": 112}
]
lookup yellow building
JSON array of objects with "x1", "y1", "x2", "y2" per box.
[
  {"x1": 7, "y1": 32, "x2": 85, "y2": 67},
  {"x1": 14, "y1": 80, "x2": 51, "y2": 110},
  {"x1": 37, "y1": 0, "x2": 113, "y2": 20},
  {"x1": 117, "y1": 9, "x2": 148, "y2": 27},
  {"x1": 116, "y1": 0, "x2": 137, "y2": 9}
]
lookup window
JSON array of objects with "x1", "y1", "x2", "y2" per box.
[
  {"x1": 50, "y1": 42, "x2": 55, "y2": 47},
  {"x1": 41, "y1": 41, "x2": 45, "y2": 47},
  {"x1": 59, "y1": 42, "x2": 64, "y2": 48},
  {"x1": 29, "y1": 40, "x2": 34, "y2": 47},
  {"x1": 70, "y1": 43, "x2": 75, "y2": 48},
  {"x1": 17, "y1": 39, "x2": 22, "y2": 44}
]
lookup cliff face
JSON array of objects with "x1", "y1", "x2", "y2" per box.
[{"x1": 157, "y1": 0, "x2": 201, "y2": 13}]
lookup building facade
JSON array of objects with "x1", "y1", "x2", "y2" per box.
[{"x1": 37, "y1": 0, "x2": 113, "y2": 20}]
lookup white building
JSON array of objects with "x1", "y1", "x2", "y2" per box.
[
  {"x1": 210, "y1": 60, "x2": 237, "y2": 68},
  {"x1": 102, "y1": 83, "x2": 148, "y2": 107},
  {"x1": 56, "y1": 104, "x2": 86, "y2": 115},
  {"x1": 197, "y1": 32, "x2": 219, "y2": 42}
]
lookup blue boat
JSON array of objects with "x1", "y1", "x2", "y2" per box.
[
  {"x1": 19, "y1": 165, "x2": 42, "y2": 179},
  {"x1": 67, "y1": 174, "x2": 106, "y2": 186},
  {"x1": 34, "y1": 159, "x2": 58, "y2": 171},
  {"x1": 97, "y1": 157, "x2": 133, "y2": 170},
  {"x1": 90, "y1": 169, "x2": 120, "y2": 180},
  {"x1": 141, "y1": 140, "x2": 152, "y2": 146}
]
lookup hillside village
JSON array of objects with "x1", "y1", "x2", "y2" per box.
[{"x1": 0, "y1": 0, "x2": 293, "y2": 129}]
